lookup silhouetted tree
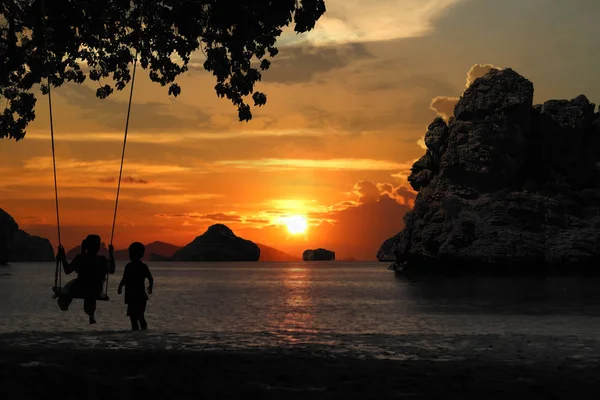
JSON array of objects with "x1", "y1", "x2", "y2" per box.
[{"x1": 0, "y1": 0, "x2": 326, "y2": 140}]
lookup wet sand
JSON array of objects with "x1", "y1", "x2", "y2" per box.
[{"x1": 2, "y1": 334, "x2": 600, "y2": 399}]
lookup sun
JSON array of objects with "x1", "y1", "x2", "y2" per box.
[{"x1": 284, "y1": 215, "x2": 308, "y2": 235}]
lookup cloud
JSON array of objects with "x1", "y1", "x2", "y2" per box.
[
  {"x1": 465, "y1": 63, "x2": 501, "y2": 87},
  {"x1": 138, "y1": 194, "x2": 223, "y2": 205},
  {"x1": 393, "y1": 185, "x2": 417, "y2": 205},
  {"x1": 429, "y1": 95, "x2": 458, "y2": 120},
  {"x1": 199, "y1": 213, "x2": 242, "y2": 222},
  {"x1": 311, "y1": 195, "x2": 411, "y2": 259},
  {"x1": 262, "y1": 43, "x2": 372, "y2": 84},
  {"x1": 56, "y1": 84, "x2": 212, "y2": 132},
  {"x1": 352, "y1": 180, "x2": 382, "y2": 203},
  {"x1": 245, "y1": 219, "x2": 270, "y2": 224},
  {"x1": 351, "y1": 180, "x2": 416, "y2": 206},
  {"x1": 154, "y1": 212, "x2": 270, "y2": 225},
  {"x1": 99, "y1": 176, "x2": 149, "y2": 184},
  {"x1": 23, "y1": 129, "x2": 326, "y2": 144},
  {"x1": 215, "y1": 158, "x2": 411, "y2": 171},
  {"x1": 278, "y1": 0, "x2": 467, "y2": 46},
  {"x1": 429, "y1": 63, "x2": 502, "y2": 119},
  {"x1": 24, "y1": 157, "x2": 191, "y2": 175}
]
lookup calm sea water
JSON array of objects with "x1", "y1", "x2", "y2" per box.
[{"x1": 2, "y1": 262, "x2": 600, "y2": 357}]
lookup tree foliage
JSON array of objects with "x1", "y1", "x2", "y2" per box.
[{"x1": 0, "y1": 0, "x2": 326, "y2": 140}]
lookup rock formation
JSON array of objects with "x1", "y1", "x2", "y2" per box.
[
  {"x1": 302, "y1": 248, "x2": 335, "y2": 261},
  {"x1": 171, "y1": 224, "x2": 260, "y2": 261},
  {"x1": 376, "y1": 234, "x2": 400, "y2": 262},
  {"x1": 379, "y1": 68, "x2": 600, "y2": 274},
  {"x1": 0, "y1": 208, "x2": 54, "y2": 263}
]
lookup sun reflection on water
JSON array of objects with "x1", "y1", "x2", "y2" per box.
[{"x1": 270, "y1": 266, "x2": 317, "y2": 342}]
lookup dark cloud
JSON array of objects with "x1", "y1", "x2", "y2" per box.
[
  {"x1": 200, "y1": 213, "x2": 242, "y2": 222},
  {"x1": 352, "y1": 180, "x2": 381, "y2": 204},
  {"x1": 99, "y1": 176, "x2": 149, "y2": 184},
  {"x1": 300, "y1": 101, "x2": 435, "y2": 133},
  {"x1": 393, "y1": 186, "x2": 417, "y2": 206},
  {"x1": 153, "y1": 212, "x2": 241, "y2": 222},
  {"x1": 57, "y1": 84, "x2": 211, "y2": 132},
  {"x1": 262, "y1": 43, "x2": 373, "y2": 84},
  {"x1": 352, "y1": 180, "x2": 416, "y2": 206},
  {"x1": 154, "y1": 213, "x2": 242, "y2": 222},
  {"x1": 315, "y1": 195, "x2": 410, "y2": 260},
  {"x1": 360, "y1": 73, "x2": 456, "y2": 95}
]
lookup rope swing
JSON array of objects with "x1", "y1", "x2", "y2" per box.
[{"x1": 40, "y1": 0, "x2": 140, "y2": 300}]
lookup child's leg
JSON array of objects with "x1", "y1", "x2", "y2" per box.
[
  {"x1": 139, "y1": 314, "x2": 147, "y2": 330},
  {"x1": 130, "y1": 317, "x2": 139, "y2": 330},
  {"x1": 139, "y1": 300, "x2": 148, "y2": 330},
  {"x1": 84, "y1": 299, "x2": 97, "y2": 324}
]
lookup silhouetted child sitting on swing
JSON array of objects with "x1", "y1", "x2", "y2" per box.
[
  {"x1": 118, "y1": 242, "x2": 154, "y2": 331},
  {"x1": 57, "y1": 234, "x2": 116, "y2": 324}
]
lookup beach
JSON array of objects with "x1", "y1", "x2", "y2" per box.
[{"x1": 2, "y1": 332, "x2": 600, "y2": 399}]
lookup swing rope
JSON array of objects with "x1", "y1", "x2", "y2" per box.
[
  {"x1": 39, "y1": 0, "x2": 62, "y2": 295},
  {"x1": 40, "y1": 0, "x2": 141, "y2": 297},
  {"x1": 106, "y1": 46, "x2": 139, "y2": 295}
]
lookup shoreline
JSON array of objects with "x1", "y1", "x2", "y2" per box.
[
  {"x1": 2, "y1": 333, "x2": 600, "y2": 399},
  {"x1": 387, "y1": 261, "x2": 600, "y2": 278}
]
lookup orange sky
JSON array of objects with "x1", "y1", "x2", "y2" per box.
[{"x1": 2, "y1": 0, "x2": 600, "y2": 260}]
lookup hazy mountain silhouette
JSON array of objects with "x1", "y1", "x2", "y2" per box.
[
  {"x1": 66, "y1": 241, "x2": 181, "y2": 261},
  {"x1": 256, "y1": 243, "x2": 301, "y2": 262},
  {"x1": 65, "y1": 236, "x2": 299, "y2": 263}
]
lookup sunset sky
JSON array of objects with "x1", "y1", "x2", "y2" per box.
[{"x1": 2, "y1": 0, "x2": 600, "y2": 260}]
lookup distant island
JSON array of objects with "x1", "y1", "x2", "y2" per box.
[
  {"x1": 379, "y1": 68, "x2": 600, "y2": 275},
  {"x1": 171, "y1": 224, "x2": 260, "y2": 262},
  {"x1": 0, "y1": 208, "x2": 54, "y2": 264},
  {"x1": 302, "y1": 248, "x2": 335, "y2": 261}
]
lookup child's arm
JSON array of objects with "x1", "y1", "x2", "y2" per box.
[
  {"x1": 117, "y1": 265, "x2": 127, "y2": 294},
  {"x1": 145, "y1": 264, "x2": 154, "y2": 294},
  {"x1": 58, "y1": 246, "x2": 76, "y2": 274}
]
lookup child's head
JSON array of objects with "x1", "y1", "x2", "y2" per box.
[
  {"x1": 129, "y1": 242, "x2": 145, "y2": 261},
  {"x1": 85, "y1": 234, "x2": 101, "y2": 255},
  {"x1": 81, "y1": 238, "x2": 88, "y2": 254}
]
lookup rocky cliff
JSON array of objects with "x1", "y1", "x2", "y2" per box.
[
  {"x1": 0, "y1": 209, "x2": 54, "y2": 263},
  {"x1": 171, "y1": 224, "x2": 260, "y2": 262},
  {"x1": 379, "y1": 68, "x2": 600, "y2": 274},
  {"x1": 302, "y1": 248, "x2": 335, "y2": 261}
]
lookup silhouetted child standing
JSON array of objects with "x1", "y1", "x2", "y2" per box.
[{"x1": 118, "y1": 242, "x2": 154, "y2": 330}]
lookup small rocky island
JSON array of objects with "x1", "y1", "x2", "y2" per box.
[
  {"x1": 302, "y1": 248, "x2": 335, "y2": 261},
  {"x1": 171, "y1": 224, "x2": 260, "y2": 261},
  {"x1": 0, "y1": 208, "x2": 54, "y2": 264},
  {"x1": 379, "y1": 68, "x2": 600, "y2": 274}
]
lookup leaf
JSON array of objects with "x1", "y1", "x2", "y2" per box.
[
  {"x1": 168, "y1": 83, "x2": 181, "y2": 97},
  {"x1": 252, "y1": 92, "x2": 267, "y2": 107}
]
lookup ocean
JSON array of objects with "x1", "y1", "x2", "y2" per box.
[{"x1": 2, "y1": 262, "x2": 600, "y2": 358}]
